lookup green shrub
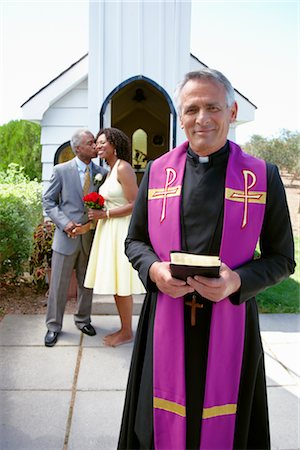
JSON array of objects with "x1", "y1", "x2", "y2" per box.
[
  {"x1": 29, "y1": 221, "x2": 55, "y2": 288},
  {"x1": 0, "y1": 164, "x2": 43, "y2": 274}
]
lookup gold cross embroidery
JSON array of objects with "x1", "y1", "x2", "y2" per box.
[
  {"x1": 148, "y1": 167, "x2": 182, "y2": 222},
  {"x1": 225, "y1": 170, "x2": 266, "y2": 228}
]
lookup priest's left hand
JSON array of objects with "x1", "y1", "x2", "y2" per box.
[{"x1": 187, "y1": 263, "x2": 241, "y2": 303}]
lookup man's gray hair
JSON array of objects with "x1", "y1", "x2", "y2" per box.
[
  {"x1": 174, "y1": 68, "x2": 235, "y2": 115},
  {"x1": 70, "y1": 129, "x2": 92, "y2": 154}
]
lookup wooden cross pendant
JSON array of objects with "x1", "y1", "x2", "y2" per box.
[{"x1": 185, "y1": 294, "x2": 203, "y2": 326}]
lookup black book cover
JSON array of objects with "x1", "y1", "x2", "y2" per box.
[{"x1": 170, "y1": 251, "x2": 220, "y2": 281}]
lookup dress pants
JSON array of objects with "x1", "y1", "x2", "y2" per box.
[{"x1": 46, "y1": 241, "x2": 93, "y2": 332}]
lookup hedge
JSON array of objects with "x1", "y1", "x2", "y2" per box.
[{"x1": 0, "y1": 164, "x2": 43, "y2": 274}]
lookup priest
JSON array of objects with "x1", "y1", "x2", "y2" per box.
[{"x1": 118, "y1": 68, "x2": 295, "y2": 450}]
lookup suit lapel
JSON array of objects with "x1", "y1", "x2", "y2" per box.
[{"x1": 90, "y1": 162, "x2": 97, "y2": 192}]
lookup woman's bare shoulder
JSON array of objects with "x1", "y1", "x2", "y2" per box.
[{"x1": 118, "y1": 159, "x2": 135, "y2": 174}]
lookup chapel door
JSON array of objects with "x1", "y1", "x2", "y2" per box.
[{"x1": 101, "y1": 78, "x2": 175, "y2": 185}]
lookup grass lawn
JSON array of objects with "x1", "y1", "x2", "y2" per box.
[{"x1": 256, "y1": 236, "x2": 299, "y2": 313}]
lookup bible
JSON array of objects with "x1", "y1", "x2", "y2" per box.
[{"x1": 170, "y1": 251, "x2": 221, "y2": 281}]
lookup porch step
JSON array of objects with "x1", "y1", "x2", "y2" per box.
[{"x1": 92, "y1": 294, "x2": 144, "y2": 315}]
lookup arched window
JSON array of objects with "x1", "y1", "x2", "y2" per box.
[
  {"x1": 54, "y1": 142, "x2": 75, "y2": 165},
  {"x1": 132, "y1": 129, "x2": 147, "y2": 169}
]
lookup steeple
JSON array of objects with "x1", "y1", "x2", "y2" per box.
[{"x1": 88, "y1": 0, "x2": 192, "y2": 141}]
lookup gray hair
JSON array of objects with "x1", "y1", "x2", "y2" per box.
[
  {"x1": 70, "y1": 129, "x2": 93, "y2": 154},
  {"x1": 174, "y1": 68, "x2": 235, "y2": 115}
]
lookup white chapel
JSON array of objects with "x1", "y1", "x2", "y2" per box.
[{"x1": 21, "y1": 0, "x2": 256, "y2": 189}]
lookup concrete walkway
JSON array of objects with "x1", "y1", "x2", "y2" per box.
[{"x1": 0, "y1": 310, "x2": 299, "y2": 450}]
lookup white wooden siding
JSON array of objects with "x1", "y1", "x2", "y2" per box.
[
  {"x1": 42, "y1": 108, "x2": 88, "y2": 127},
  {"x1": 41, "y1": 145, "x2": 58, "y2": 163},
  {"x1": 88, "y1": 0, "x2": 192, "y2": 137},
  {"x1": 40, "y1": 78, "x2": 88, "y2": 178}
]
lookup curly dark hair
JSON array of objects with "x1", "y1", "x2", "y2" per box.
[{"x1": 96, "y1": 128, "x2": 131, "y2": 163}]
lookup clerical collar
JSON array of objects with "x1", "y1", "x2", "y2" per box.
[
  {"x1": 187, "y1": 141, "x2": 229, "y2": 166},
  {"x1": 199, "y1": 156, "x2": 209, "y2": 163}
]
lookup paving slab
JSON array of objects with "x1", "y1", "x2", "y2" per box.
[
  {"x1": 68, "y1": 391, "x2": 125, "y2": 450},
  {"x1": 77, "y1": 346, "x2": 133, "y2": 391},
  {"x1": 259, "y1": 313, "x2": 300, "y2": 332},
  {"x1": 268, "y1": 385, "x2": 300, "y2": 450},
  {"x1": 0, "y1": 314, "x2": 81, "y2": 347},
  {"x1": 0, "y1": 346, "x2": 79, "y2": 390},
  {"x1": 0, "y1": 313, "x2": 299, "y2": 450},
  {"x1": 267, "y1": 342, "x2": 299, "y2": 376},
  {"x1": 82, "y1": 315, "x2": 140, "y2": 347},
  {"x1": 92, "y1": 294, "x2": 144, "y2": 315},
  {"x1": 264, "y1": 350, "x2": 298, "y2": 387},
  {"x1": 0, "y1": 391, "x2": 71, "y2": 450},
  {"x1": 262, "y1": 330, "x2": 300, "y2": 345}
]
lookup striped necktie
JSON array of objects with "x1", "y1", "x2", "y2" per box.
[{"x1": 83, "y1": 166, "x2": 91, "y2": 195}]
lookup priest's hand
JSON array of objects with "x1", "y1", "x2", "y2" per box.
[
  {"x1": 149, "y1": 261, "x2": 194, "y2": 298},
  {"x1": 186, "y1": 263, "x2": 241, "y2": 303}
]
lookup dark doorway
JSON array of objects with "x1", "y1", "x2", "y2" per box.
[{"x1": 100, "y1": 76, "x2": 176, "y2": 185}]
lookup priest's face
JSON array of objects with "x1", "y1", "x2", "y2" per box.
[{"x1": 179, "y1": 78, "x2": 237, "y2": 156}]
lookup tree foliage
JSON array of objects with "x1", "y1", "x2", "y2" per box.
[
  {"x1": 242, "y1": 129, "x2": 300, "y2": 181},
  {"x1": 0, "y1": 120, "x2": 42, "y2": 181},
  {"x1": 0, "y1": 164, "x2": 43, "y2": 274}
]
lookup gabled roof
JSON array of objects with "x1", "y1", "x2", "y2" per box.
[
  {"x1": 190, "y1": 54, "x2": 257, "y2": 109},
  {"x1": 22, "y1": 52, "x2": 256, "y2": 110},
  {"x1": 21, "y1": 52, "x2": 256, "y2": 124},
  {"x1": 21, "y1": 53, "x2": 88, "y2": 107},
  {"x1": 21, "y1": 53, "x2": 89, "y2": 122}
]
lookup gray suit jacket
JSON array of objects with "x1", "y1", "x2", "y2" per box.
[{"x1": 43, "y1": 158, "x2": 107, "y2": 256}]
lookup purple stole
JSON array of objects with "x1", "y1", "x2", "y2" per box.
[{"x1": 148, "y1": 141, "x2": 266, "y2": 450}]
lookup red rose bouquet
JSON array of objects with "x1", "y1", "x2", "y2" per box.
[{"x1": 83, "y1": 192, "x2": 105, "y2": 209}]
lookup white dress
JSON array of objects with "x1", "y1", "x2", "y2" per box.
[{"x1": 84, "y1": 160, "x2": 145, "y2": 296}]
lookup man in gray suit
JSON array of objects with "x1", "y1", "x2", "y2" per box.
[{"x1": 43, "y1": 129, "x2": 107, "y2": 347}]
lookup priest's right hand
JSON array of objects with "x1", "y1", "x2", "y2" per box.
[{"x1": 149, "y1": 261, "x2": 194, "y2": 298}]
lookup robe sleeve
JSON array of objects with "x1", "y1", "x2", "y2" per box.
[
  {"x1": 125, "y1": 162, "x2": 160, "y2": 291},
  {"x1": 232, "y1": 163, "x2": 296, "y2": 304}
]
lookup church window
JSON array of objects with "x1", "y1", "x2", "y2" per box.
[
  {"x1": 54, "y1": 142, "x2": 75, "y2": 165},
  {"x1": 132, "y1": 129, "x2": 147, "y2": 169}
]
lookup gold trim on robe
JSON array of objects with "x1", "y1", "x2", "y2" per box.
[
  {"x1": 202, "y1": 403, "x2": 237, "y2": 419},
  {"x1": 154, "y1": 397, "x2": 186, "y2": 417}
]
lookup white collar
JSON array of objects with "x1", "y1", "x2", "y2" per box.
[{"x1": 75, "y1": 156, "x2": 91, "y2": 172}]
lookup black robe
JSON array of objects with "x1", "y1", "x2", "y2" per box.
[{"x1": 118, "y1": 143, "x2": 295, "y2": 450}]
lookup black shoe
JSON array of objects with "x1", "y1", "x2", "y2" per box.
[
  {"x1": 80, "y1": 324, "x2": 96, "y2": 336},
  {"x1": 45, "y1": 330, "x2": 59, "y2": 347}
]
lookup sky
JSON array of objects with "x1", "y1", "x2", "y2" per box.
[{"x1": 0, "y1": 0, "x2": 299, "y2": 144}]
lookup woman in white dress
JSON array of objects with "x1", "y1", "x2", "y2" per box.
[{"x1": 73, "y1": 128, "x2": 145, "y2": 347}]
